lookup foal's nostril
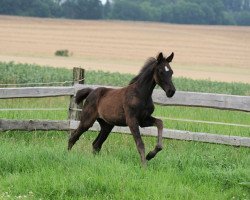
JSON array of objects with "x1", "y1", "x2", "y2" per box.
[{"x1": 166, "y1": 90, "x2": 175, "y2": 98}]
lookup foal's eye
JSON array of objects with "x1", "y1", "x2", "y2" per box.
[{"x1": 158, "y1": 69, "x2": 164, "y2": 74}]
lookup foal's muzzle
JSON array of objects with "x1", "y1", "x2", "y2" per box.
[{"x1": 166, "y1": 89, "x2": 175, "y2": 98}]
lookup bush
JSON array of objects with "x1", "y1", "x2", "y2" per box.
[{"x1": 54, "y1": 49, "x2": 70, "y2": 57}]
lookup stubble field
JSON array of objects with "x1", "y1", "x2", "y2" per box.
[{"x1": 0, "y1": 15, "x2": 250, "y2": 83}]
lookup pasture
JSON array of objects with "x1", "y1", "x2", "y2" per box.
[
  {"x1": 0, "y1": 131, "x2": 249, "y2": 200},
  {"x1": 0, "y1": 15, "x2": 250, "y2": 83},
  {"x1": 0, "y1": 63, "x2": 250, "y2": 199}
]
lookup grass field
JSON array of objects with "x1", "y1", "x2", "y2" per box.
[
  {"x1": 0, "y1": 131, "x2": 249, "y2": 200},
  {"x1": 0, "y1": 15, "x2": 250, "y2": 83}
]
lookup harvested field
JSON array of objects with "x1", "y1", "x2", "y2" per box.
[{"x1": 0, "y1": 15, "x2": 249, "y2": 83}]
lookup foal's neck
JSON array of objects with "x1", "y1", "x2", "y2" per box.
[{"x1": 137, "y1": 75, "x2": 156, "y2": 100}]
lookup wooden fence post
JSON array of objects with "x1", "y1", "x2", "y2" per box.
[{"x1": 68, "y1": 67, "x2": 84, "y2": 126}]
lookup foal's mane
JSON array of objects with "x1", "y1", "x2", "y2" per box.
[{"x1": 129, "y1": 57, "x2": 156, "y2": 85}]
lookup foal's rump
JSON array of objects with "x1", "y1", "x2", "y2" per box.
[
  {"x1": 75, "y1": 86, "x2": 127, "y2": 125},
  {"x1": 75, "y1": 87, "x2": 114, "y2": 104},
  {"x1": 97, "y1": 87, "x2": 127, "y2": 126}
]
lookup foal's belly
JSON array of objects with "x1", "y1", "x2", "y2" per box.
[
  {"x1": 99, "y1": 108, "x2": 127, "y2": 126},
  {"x1": 97, "y1": 90, "x2": 127, "y2": 126}
]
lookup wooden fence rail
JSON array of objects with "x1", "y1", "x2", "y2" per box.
[
  {"x1": 0, "y1": 86, "x2": 74, "y2": 98},
  {"x1": 1, "y1": 84, "x2": 250, "y2": 112},
  {"x1": 0, "y1": 67, "x2": 250, "y2": 147},
  {"x1": 0, "y1": 119, "x2": 249, "y2": 147}
]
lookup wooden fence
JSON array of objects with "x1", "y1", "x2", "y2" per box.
[{"x1": 0, "y1": 67, "x2": 250, "y2": 147}]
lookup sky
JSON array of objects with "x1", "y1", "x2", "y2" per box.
[{"x1": 101, "y1": 0, "x2": 107, "y2": 4}]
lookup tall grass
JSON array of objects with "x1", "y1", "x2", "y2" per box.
[
  {"x1": 1, "y1": 61, "x2": 250, "y2": 96},
  {"x1": 0, "y1": 131, "x2": 249, "y2": 200}
]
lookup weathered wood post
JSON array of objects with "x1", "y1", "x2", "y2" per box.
[{"x1": 68, "y1": 67, "x2": 84, "y2": 129}]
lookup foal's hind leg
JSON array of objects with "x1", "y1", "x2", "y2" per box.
[
  {"x1": 140, "y1": 116, "x2": 163, "y2": 161},
  {"x1": 68, "y1": 110, "x2": 97, "y2": 150},
  {"x1": 92, "y1": 119, "x2": 114, "y2": 154}
]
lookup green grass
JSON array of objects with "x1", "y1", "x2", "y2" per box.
[
  {"x1": 154, "y1": 106, "x2": 250, "y2": 137},
  {"x1": 0, "y1": 131, "x2": 249, "y2": 200},
  {"x1": 1, "y1": 61, "x2": 250, "y2": 95},
  {"x1": 0, "y1": 97, "x2": 69, "y2": 120}
]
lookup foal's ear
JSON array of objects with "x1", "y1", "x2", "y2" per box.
[
  {"x1": 166, "y1": 52, "x2": 174, "y2": 63},
  {"x1": 157, "y1": 52, "x2": 164, "y2": 63}
]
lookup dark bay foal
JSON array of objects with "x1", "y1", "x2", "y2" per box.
[{"x1": 68, "y1": 52, "x2": 176, "y2": 166}]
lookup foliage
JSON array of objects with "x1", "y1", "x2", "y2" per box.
[
  {"x1": 0, "y1": 0, "x2": 250, "y2": 25},
  {"x1": 0, "y1": 0, "x2": 61, "y2": 17},
  {"x1": 61, "y1": 0, "x2": 103, "y2": 19},
  {"x1": 54, "y1": 49, "x2": 70, "y2": 57},
  {"x1": 234, "y1": 11, "x2": 250, "y2": 25},
  {"x1": 111, "y1": 0, "x2": 149, "y2": 21},
  {"x1": 103, "y1": 0, "x2": 112, "y2": 19}
]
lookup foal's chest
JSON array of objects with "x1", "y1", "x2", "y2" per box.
[{"x1": 138, "y1": 101, "x2": 154, "y2": 118}]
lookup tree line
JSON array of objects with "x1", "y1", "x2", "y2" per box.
[{"x1": 0, "y1": 0, "x2": 249, "y2": 25}]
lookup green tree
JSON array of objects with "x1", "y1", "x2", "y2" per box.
[
  {"x1": 0, "y1": 0, "x2": 249, "y2": 26},
  {"x1": 111, "y1": 0, "x2": 148, "y2": 21},
  {"x1": 103, "y1": 0, "x2": 112, "y2": 19},
  {"x1": 171, "y1": 1, "x2": 205, "y2": 24},
  {"x1": 61, "y1": 0, "x2": 103, "y2": 19},
  {"x1": 235, "y1": 11, "x2": 250, "y2": 25},
  {"x1": 140, "y1": 1, "x2": 161, "y2": 21},
  {"x1": 223, "y1": 0, "x2": 250, "y2": 11},
  {"x1": 0, "y1": 0, "x2": 60, "y2": 17}
]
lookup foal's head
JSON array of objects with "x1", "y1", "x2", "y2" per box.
[{"x1": 154, "y1": 52, "x2": 176, "y2": 98}]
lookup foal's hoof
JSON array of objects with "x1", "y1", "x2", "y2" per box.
[{"x1": 146, "y1": 151, "x2": 156, "y2": 161}]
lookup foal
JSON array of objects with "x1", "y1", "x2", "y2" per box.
[{"x1": 68, "y1": 52, "x2": 176, "y2": 165}]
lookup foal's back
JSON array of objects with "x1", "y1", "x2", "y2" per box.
[{"x1": 89, "y1": 86, "x2": 130, "y2": 126}]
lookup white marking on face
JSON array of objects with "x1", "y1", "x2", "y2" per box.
[{"x1": 165, "y1": 66, "x2": 169, "y2": 72}]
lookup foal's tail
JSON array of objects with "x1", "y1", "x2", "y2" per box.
[{"x1": 75, "y1": 88, "x2": 93, "y2": 104}]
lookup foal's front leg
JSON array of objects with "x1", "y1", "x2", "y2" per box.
[
  {"x1": 126, "y1": 117, "x2": 146, "y2": 166},
  {"x1": 140, "y1": 116, "x2": 163, "y2": 161}
]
